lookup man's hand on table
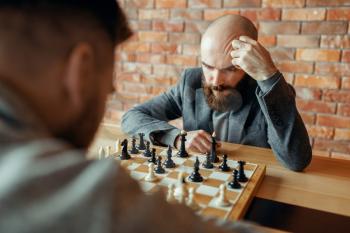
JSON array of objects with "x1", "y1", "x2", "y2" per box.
[{"x1": 175, "y1": 130, "x2": 221, "y2": 153}]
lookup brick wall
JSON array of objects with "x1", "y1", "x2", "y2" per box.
[{"x1": 107, "y1": 0, "x2": 350, "y2": 160}]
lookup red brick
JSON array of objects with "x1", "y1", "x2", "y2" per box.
[
  {"x1": 300, "y1": 112, "x2": 316, "y2": 124},
  {"x1": 139, "y1": 9, "x2": 169, "y2": 20},
  {"x1": 315, "y1": 62, "x2": 350, "y2": 76},
  {"x1": 166, "y1": 55, "x2": 197, "y2": 66},
  {"x1": 129, "y1": 20, "x2": 152, "y2": 31},
  {"x1": 116, "y1": 72, "x2": 141, "y2": 83},
  {"x1": 122, "y1": 42, "x2": 151, "y2": 53},
  {"x1": 282, "y1": 8, "x2": 325, "y2": 21},
  {"x1": 342, "y1": 77, "x2": 350, "y2": 89},
  {"x1": 323, "y1": 90, "x2": 350, "y2": 103},
  {"x1": 122, "y1": 62, "x2": 152, "y2": 74},
  {"x1": 307, "y1": 0, "x2": 350, "y2": 6},
  {"x1": 203, "y1": 9, "x2": 240, "y2": 21},
  {"x1": 153, "y1": 20, "x2": 184, "y2": 32},
  {"x1": 183, "y1": 44, "x2": 200, "y2": 56},
  {"x1": 138, "y1": 31, "x2": 167, "y2": 42},
  {"x1": 152, "y1": 86, "x2": 170, "y2": 95},
  {"x1": 152, "y1": 64, "x2": 183, "y2": 76},
  {"x1": 334, "y1": 129, "x2": 350, "y2": 140},
  {"x1": 171, "y1": 9, "x2": 203, "y2": 20},
  {"x1": 317, "y1": 115, "x2": 350, "y2": 128},
  {"x1": 263, "y1": 0, "x2": 305, "y2": 7},
  {"x1": 105, "y1": 109, "x2": 125, "y2": 123},
  {"x1": 240, "y1": 8, "x2": 281, "y2": 21},
  {"x1": 295, "y1": 74, "x2": 340, "y2": 89},
  {"x1": 296, "y1": 49, "x2": 340, "y2": 62},
  {"x1": 275, "y1": 61, "x2": 313, "y2": 73},
  {"x1": 258, "y1": 35, "x2": 276, "y2": 47},
  {"x1": 320, "y1": 35, "x2": 350, "y2": 48},
  {"x1": 224, "y1": 0, "x2": 261, "y2": 7},
  {"x1": 306, "y1": 125, "x2": 334, "y2": 139},
  {"x1": 115, "y1": 52, "x2": 136, "y2": 62},
  {"x1": 151, "y1": 43, "x2": 181, "y2": 54},
  {"x1": 125, "y1": 9, "x2": 138, "y2": 20},
  {"x1": 331, "y1": 152, "x2": 350, "y2": 160},
  {"x1": 302, "y1": 22, "x2": 348, "y2": 34},
  {"x1": 277, "y1": 35, "x2": 319, "y2": 48},
  {"x1": 139, "y1": 95, "x2": 155, "y2": 103},
  {"x1": 314, "y1": 139, "x2": 350, "y2": 154},
  {"x1": 136, "y1": 53, "x2": 165, "y2": 63},
  {"x1": 283, "y1": 73, "x2": 294, "y2": 84},
  {"x1": 156, "y1": 0, "x2": 186, "y2": 8},
  {"x1": 169, "y1": 33, "x2": 201, "y2": 44},
  {"x1": 123, "y1": 82, "x2": 152, "y2": 94},
  {"x1": 338, "y1": 104, "x2": 350, "y2": 116},
  {"x1": 296, "y1": 99, "x2": 336, "y2": 114},
  {"x1": 327, "y1": 8, "x2": 350, "y2": 20},
  {"x1": 295, "y1": 87, "x2": 322, "y2": 100},
  {"x1": 341, "y1": 50, "x2": 350, "y2": 62},
  {"x1": 142, "y1": 75, "x2": 173, "y2": 85},
  {"x1": 185, "y1": 21, "x2": 210, "y2": 33},
  {"x1": 269, "y1": 48, "x2": 295, "y2": 61},
  {"x1": 259, "y1": 22, "x2": 300, "y2": 35},
  {"x1": 189, "y1": 0, "x2": 222, "y2": 8},
  {"x1": 125, "y1": 0, "x2": 154, "y2": 8}
]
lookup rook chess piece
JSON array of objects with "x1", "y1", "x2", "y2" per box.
[
  {"x1": 145, "y1": 163, "x2": 157, "y2": 182},
  {"x1": 155, "y1": 156, "x2": 165, "y2": 174},
  {"x1": 143, "y1": 141, "x2": 152, "y2": 157},
  {"x1": 238, "y1": 160, "x2": 248, "y2": 182},
  {"x1": 164, "y1": 145, "x2": 176, "y2": 168},
  {"x1": 202, "y1": 152, "x2": 214, "y2": 169},
  {"x1": 129, "y1": 136, "x2": 139, "y2": 154},
  {"x1": 177, "y1": 130, "x2": 189, "y2": 158},
  {"x1": 148, "y1": 148, "x2": 157, "y2": 164},
  {"x1": 120, "y1": 139, "x2": 131, "y2": 160},
  {"x1": 215, "y1": 184, "x2": 230, "y2": 207},
  {"x1": 228, "y1": 169, "x2": 241, "y2": 189},
  {"x1": 138, "y1": 133, "x2": 146, "y2": 150},
  {"x1": 210, "y1": 132, "x2": 219, "y2": 163},
  {"x1": 219, "y1": 154, "x2": 231, "y2": 172},
  {"x1": 189, "y1": 157, "x2": 203, "y2": 182}
]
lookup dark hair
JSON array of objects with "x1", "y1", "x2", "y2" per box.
[{"x1": 0, "y1": 0, "x2": 132, "y2": 44}]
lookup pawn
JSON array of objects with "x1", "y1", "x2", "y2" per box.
[
  {"x1": 144, "y1": 163, "x2": 157, "y2": 182},
  {"x1": 215, "y1": 184, "x2": 230, "y2": 207},
  {"x1": 219, "y1": 154, "x2": 231, "y2": 172},
  {"x1": 148, "y1": 148, "x2": 157, "y2": 164},
  {"x1": 98, "y1": 146, "x2": 105, "y2": 160},
  {"x1": 228, "y1": 169, "x2": 241, "y2": 189},
  {"x1": 189, "y1": 157, "x2": 203, "y2": 182},
  {"x1": 155, "y1": 156, "x2": 165, "y2": 174},
  {"x1": 105, "y1": 145, "x2": 112, "y2": 158},
  {"x1": 174, "y1": 172, "x2": 188, "y2": 199},
  {"x1": 166, "y1": 184, "x2": 176, "y2": 203},
  {"x1": 129, "y1": 136, "x2": 139, "y2": 154},
  {"x1": 163, "y1": 145, "x2": 176, "y2": 168},
  {"x1": 238, "y1": 160, "x2": 248, "y2": 183},
  {"x1": 186, "y1": 187, "x2": 200, "y2": 210},
  {"x1": 202, "y1": 152, "x2": 214, "y2": 169},
  {"x1": 138, "y1": 133, "x2": 146, "y2": 150},
  {"x1": 143, "y1": 141, "x2": 152, "y2": 157},
  {"x1": 114, "y1": 139, "x2": 121, "y2": 154}
]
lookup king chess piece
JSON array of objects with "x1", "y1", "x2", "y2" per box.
[
  {"x1": 238, "y1": 160, "x2": 248, "y2": 182},
  {"x1": 210, "y1": 132, "x2": 219, "y2": 163},
  {"x1": 164, "y1": 145, "x2": 176, "y2": 168},
  {"x1": 129, "y1": 136, "x2": 139, "y2": 154},
  {"x1": 189, "y1": 157, "x2": 203, "y2": 182},
  {"x1": 177, "y1": 130, "x2": 189, "y2": 158},
  {"x1": 120, "y1": 139, "x2": 131, "y2": 160},
  {"x1": 138, "y1": 133, "x2": 146, "y2": 150},
  {"x1": 143, "y1": 141, "x2": 152, "y2": 157}
]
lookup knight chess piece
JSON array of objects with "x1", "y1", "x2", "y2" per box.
[{"x1": 120, "y1": 139, "x2": 131, "y2": 160}]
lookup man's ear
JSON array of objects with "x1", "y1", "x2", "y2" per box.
[{"x1": 62, "y1": 43, "x2": 95, "y2": 113}]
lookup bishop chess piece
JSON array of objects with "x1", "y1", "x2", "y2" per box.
[
  {"x1": 120, "y1": 139, "x2": 131, "y2": 160},
  {"x1": 148, "y1": 148, "x2": 157, "y2": 164},
  {"x1": 164, "y1": 145, "x2": 176, "y2": 168},
  {"x1": 129, "y1": 136, "x2": 139, "y2": 154},
  {"x1": 228, "y1": 169, "x2": 241, "y2": 189},
  {"x1": 177, "y1": 130, "x2": 189, "y2": 158},
  {"x1": 202, "y1": 152, "x2": 214, "y2": 169},
  {"x1": 138, "y1": 133, "x2": 146, "y2": 150},
  {"x1": 143, "y1": 141, "x2": 152, "y2": 157},
  {"x1": 219, "y1": 154, "x2": 231, "y2": 172},
  {"x1": 210, "y1": 132, "x2": 219, "y2": 163},
  {"x1": 155, "y1": 156, "x2": 165, "y2": 174},
  {"x1": 189, "y1": 157, "x2": 203, "y2": 182},
  {"x1": 238, "y1": 160, "x2": 248, "y2": 182}
]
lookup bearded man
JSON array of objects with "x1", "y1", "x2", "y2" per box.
[{"x1": 122, "y1": 15, "x2": 312, "y2": 171}]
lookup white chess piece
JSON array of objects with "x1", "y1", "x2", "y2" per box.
[
  {"x1": 215, "y1": 184, "x2": 230, "y2": 207},
  {"x1": 98, "y1": 146, "x2": 105, "y2": 160},
  {"x1": 145, "y1": 163, "x2": 157, "y2": 182},
  {"x1": 174, "y1": 172, "x2": 188, "y2": 199},
  {"x1": 115, "y1": 139, "x2": 121, "y2": 153},
  {"x1": 105, "y1": 145, "x2": 112, "y2": 158},
  {"x1": 166, "y1": 184, "x2": 176, "y2": 203},
  {"x1": 186, "y1": 187, "x2": 200, "y2": 210}
]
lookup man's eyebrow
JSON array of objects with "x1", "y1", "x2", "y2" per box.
[
  {"x1": 201, "y1": 61, "x2": 213, "y2": 68},
  {"x1": 202, "y1": 62, "x2": 235, "y2": 71}
]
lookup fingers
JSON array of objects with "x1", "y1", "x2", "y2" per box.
[
  {"x1": 239, "y1": 35, "x2": 258, "y2": 45},
  {"x1": 186, "y1": 130, "x2": 212, "y2": 153}
]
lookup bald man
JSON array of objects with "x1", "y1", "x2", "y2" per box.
[{"x1": 122, "y1": 15, "x2": 312, "y2": 171}]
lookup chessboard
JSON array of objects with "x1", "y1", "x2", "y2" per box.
[{"x1": 98, "y1": 135, "x2": 265, "y2": 221}]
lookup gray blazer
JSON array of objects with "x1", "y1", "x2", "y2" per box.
[{"x1": 122, "y1": 68, "x2": 312, "y2": 171}]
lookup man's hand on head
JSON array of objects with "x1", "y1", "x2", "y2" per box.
[
  {"x1": 175, "y1": 130, "x2": 221, "y2": 154},
  {"x1": 230, "y1": 35, "x2": 278, "y2": 81}
]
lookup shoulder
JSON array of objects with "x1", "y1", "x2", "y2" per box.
[{"x1": 180, "y1": 67, "x2": 203, "y2": 89}]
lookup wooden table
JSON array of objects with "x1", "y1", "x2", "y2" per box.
[{"x1": 90, "y1": 123, "x2": 350, "y2": 232}]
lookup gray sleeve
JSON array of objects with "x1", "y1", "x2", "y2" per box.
[
  {"x1": 255, "y1": 71, "x2": 312, "y2": 171},
  {"x1": 121, "y1": 70, "x2": 187, "y2": 146}
]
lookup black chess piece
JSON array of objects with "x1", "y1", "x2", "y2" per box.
[
  {"x1": 202, "y1": 152, "x2": 214, "y2": 169},
  {"x1": 210, "y1": 132, "x2": 219, "y2": 163},
  {"x1": 189, "y1": 157, "x2": 203, "y2": 182},
  {"x1": 143, "y1": 141, "x2": 152, "y2": 157},
  {"x1": 177, "y1": 130, "x2": 189, "y2": 158},
  {"x1": 238, "y1": 160, "x2": 248, "y2": 182},
  {"x1": 129, "y1": 136, "x2": 139, "y2": 154},
  {"x1": 155, "y1": 156, "x2": 165, "y2": 174},
  {"x1": 148, "y1": 148, "x2": 157, "y2": 164},
  {"x1": 228, "y1": 169, "x2": 241, "y2": 189},
  {"x1": 120, "y1": 139, "x2": 131, "y2": 160},
  {"x1": 137, "y1": 133, "x2": 146, "y2": 150},
  {"x1": 219, "y1": 154, "x2": 230, "y2": 172},
  {"x1": 163, "y1": 145, "x2": 176, "y2": 168}
]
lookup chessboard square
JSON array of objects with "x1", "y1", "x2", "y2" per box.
[
  {"x1": 135, "y1": 164, "x2": 148, "y2": 173},
  {"x1": 159, "y1": 177, "x2": 177, "y2": 187},
  {"x1": 226, "y1": 190, "x2": 240, "y2": 202},
  {"x1": 172, "y1": 157, "x2": 186, "y2": 165},
  {"x1": 130, "y1": 171, "x2": 146, "y2": 181},
  {"x1": 194, "y1": 193, "x2": 212, "y2": 206},
  {"x1": 120, "y1": 160, "x2": 133, "y2": 167},
  {"x1": 208, "y1": 198, "x2": 232, "y2": 211},
  {"x1": 183, "y1": 159, "x2": 194, "y2": 167},
  {"x1": 200, "y1": 169, "x2": 213, "y2": 178},
  {"x1": 178, "y1": 166, "x2": 193, "y2": 174},
  {"x1": 226, "y1": 160, "x2": 238, "y2": 168},
  {"x1": 140, "y1": 181, "x2": 157, "y2": 193},
  {"x1": 167, "y1": 171, "x2": 179, "y2": 179},
  {"x1": 200, "y1": 207, "x2": 228, "y2": 220},
  {"x1": 208, "y1": 172, "x2": 231, "y2": 181},
  {"x1": 204, "y1": 178, "x2": 224, "y2": 188},
  {"x1": 196, "y1": 185, "x2": 219, "y2": 196},
  {"x1": 127, "y1": 163, "x2": 141, "y2": 171},
  {"x1": 133, "y1": 156, "x2": 148, "y2": 164}
]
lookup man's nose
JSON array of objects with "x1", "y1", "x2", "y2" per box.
[{"x1": 211, "y1": 69, "x2": 225, "y2": 86}]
